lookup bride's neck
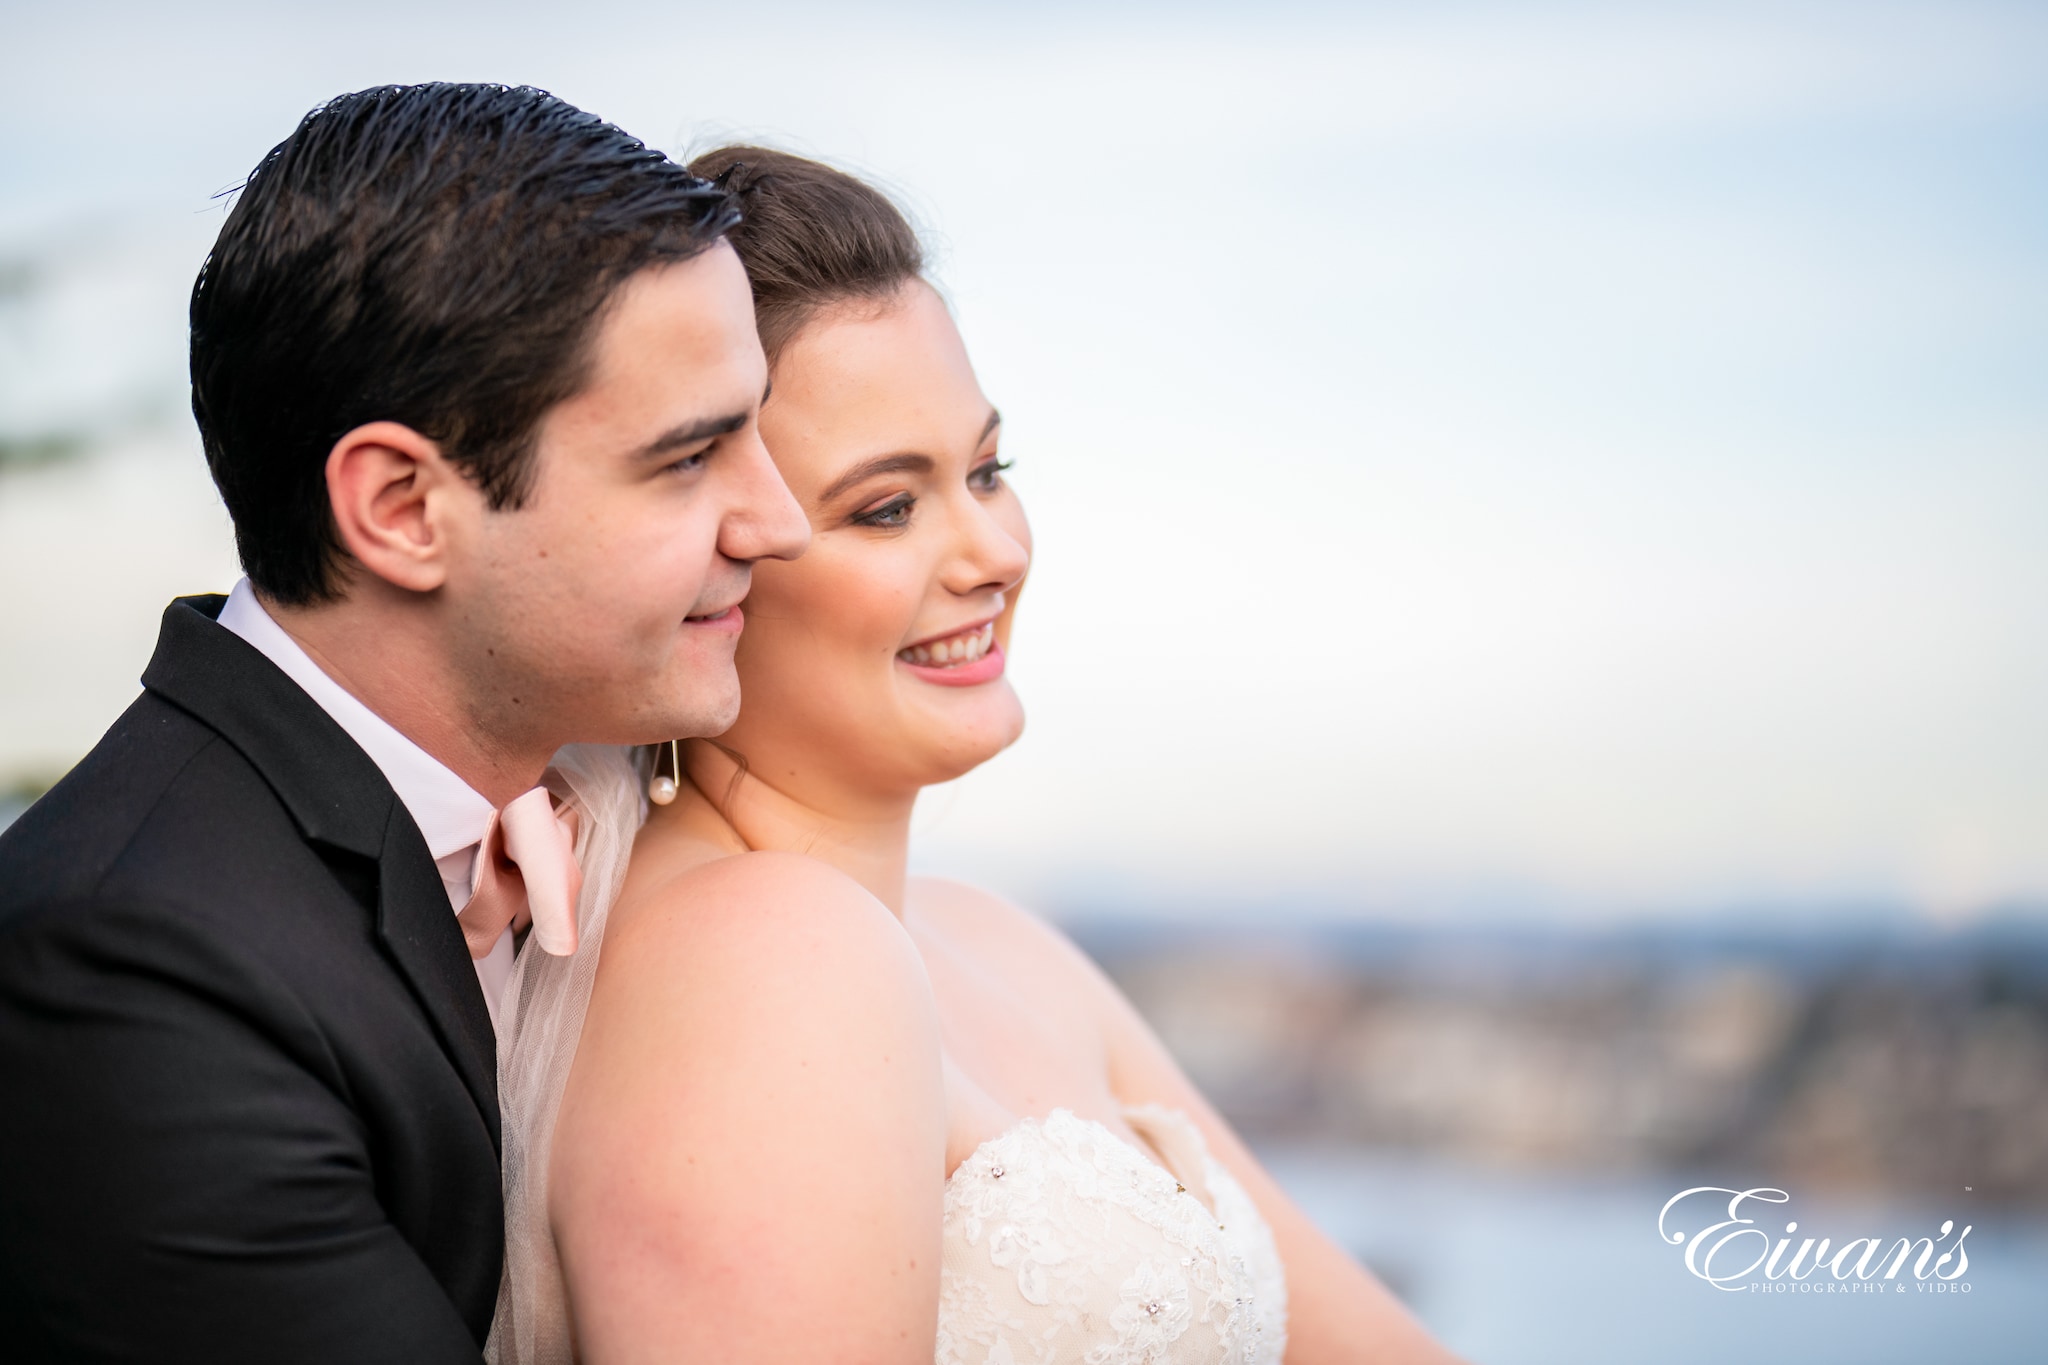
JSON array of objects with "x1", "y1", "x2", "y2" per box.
[{"x1": 677, "y1": 740, "x2": 917, "y2": 917}]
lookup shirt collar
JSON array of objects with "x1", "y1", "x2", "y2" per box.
[{"x1": 217, "y1": 579, "x2": 497, "y2": 862}]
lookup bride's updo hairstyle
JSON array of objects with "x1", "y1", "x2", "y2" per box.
[{"x1": 686, "y1": 146, "x2": 926, "y2": 362}]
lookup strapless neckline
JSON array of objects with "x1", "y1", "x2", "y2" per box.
[
  {"x1": 949, "y1": 1108, "x2": 1206, "y2": 1208},
  {"x1": 937, "y1": 1105, "x2": 1287, "y2": 1365}
]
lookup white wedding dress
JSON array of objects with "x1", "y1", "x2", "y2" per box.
[
  {"x1": 488, "y1": 747, "x2": 1286, "y2": 1365},
  {"x1": 940, "y1": 1105, "x2": 1287, "y2": 1365}
]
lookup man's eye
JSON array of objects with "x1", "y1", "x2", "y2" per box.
[
  {"x1": 855, "y1": 494, "x2": 914, "y2": 527},
  {"x1": 969, "y1": 458, "x2": 1013, "y2": 491},
  {"x1": 665, "y1": 449, "x2": 711, "y2": 475}
]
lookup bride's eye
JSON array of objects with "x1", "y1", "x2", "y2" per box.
[
  {"x1": 854, "y1": 493, "x2": 914, "y2": 528},
  {"x1": 968, "y1": 457, "x2": 1013, "y2": 493}
]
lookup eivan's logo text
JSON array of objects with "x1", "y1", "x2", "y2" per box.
[{"x1": 1658, "y1": 1187, "x2": 1972, "y2": 1294}]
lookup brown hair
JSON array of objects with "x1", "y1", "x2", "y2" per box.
[
  {"x1": 196, "y1": 84, "x2": 737, "y2": 605},
  {"x1": 686, "y1": 146, "x2": 924, "y2": 361}
]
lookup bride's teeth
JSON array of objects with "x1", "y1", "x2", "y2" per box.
[{"x1": 901, "y1": 624, "x2": 998, "y2": 667}]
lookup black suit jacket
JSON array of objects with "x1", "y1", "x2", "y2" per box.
[{"x1": 0, "y1": 596, "x2": 503, "y2": 1362}]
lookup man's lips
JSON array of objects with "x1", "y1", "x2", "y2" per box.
[{"x1": 683, "y1": 604, "x2": 744, "y2": 635}]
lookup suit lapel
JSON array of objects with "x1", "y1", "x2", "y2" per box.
[
  {"x1": 142, "y1": 595, "x2": 501, "y2": 1147},
  {"x1": 373, "y1": 801, "x2": 502, "y2": 1149}
]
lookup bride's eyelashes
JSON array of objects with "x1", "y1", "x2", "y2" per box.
[
  {"x1": 852, "y1": 492, "x2": 915, "y2": 529},
  {"x1": 850, "y1": 457, "x2": 1011, "y2": 529},
  {"x1": 968, "y1": 456, "x2": 1013, "y2": 494}
]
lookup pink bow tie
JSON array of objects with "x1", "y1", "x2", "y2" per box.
[{"x1": 456, "y1": 786, "x2": 583, "y2": 960}]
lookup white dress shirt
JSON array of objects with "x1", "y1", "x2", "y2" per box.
[{"x1": 218, "y1": 579, "x2": 516, "y2": 1030}]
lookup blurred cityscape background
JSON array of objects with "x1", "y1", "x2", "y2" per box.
[
  {"x1": 1072, "y1": 912, "x2": 2048, "y2": 1360},
  {"x1": 4, "y1": 2, "x2": 2045, "y2": 1361},
  {"x1": 1083, "y1": 916, "x2": 2048, "y2": 1213}
]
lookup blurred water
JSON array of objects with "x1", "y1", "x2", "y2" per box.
[{"x1": 1265, "y1": 1145, "x2": 2048, "y2": 1364}]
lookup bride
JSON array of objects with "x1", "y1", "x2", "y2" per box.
[{"x1": 490, "y1": 149, "x2": 1457, "y2": 1365}]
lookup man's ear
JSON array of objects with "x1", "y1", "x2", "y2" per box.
[{"x1": 324, "y1": 421, "x2": 474, "y2": 594}]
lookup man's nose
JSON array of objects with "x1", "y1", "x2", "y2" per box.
[{"x1": 722, "y1": 430, "x2": 810, "y2": 564}]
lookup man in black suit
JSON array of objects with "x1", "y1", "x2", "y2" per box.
[{"x1": 0, "y1": 84, "x2": 808, "y2": 1361}]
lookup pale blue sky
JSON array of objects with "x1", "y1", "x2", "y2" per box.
[{"x1": 2, "y1": 0, "x2": 2044, "y2": 921}]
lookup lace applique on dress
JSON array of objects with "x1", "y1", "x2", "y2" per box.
[{"x1": 937, "y1": 1106, "x2": 1287, "y2": 1365}]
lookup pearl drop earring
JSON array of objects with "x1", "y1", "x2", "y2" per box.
[{"x1": 649, "y1": 738, "x2": 680, "y2": 806}]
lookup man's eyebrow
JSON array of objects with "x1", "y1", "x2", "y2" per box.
[
  {"x1": 635, "y1": 409, "x2": 750, "y2": 461},
  {"x1": 817, "y1": 453, "x2": 936, "y2": 504}
]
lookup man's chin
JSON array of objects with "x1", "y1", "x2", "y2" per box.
[{"x1": 649, "y1": 674, "x2": 741, "y2": 743}]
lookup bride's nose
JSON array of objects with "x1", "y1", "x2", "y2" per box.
[{"x1": 938, "y1": 497, "x2": 1030, "y2": 598}]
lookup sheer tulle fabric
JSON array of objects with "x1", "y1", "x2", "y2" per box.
[{"x1": 486, "y1": 743, "x2": 646, "y2": 1365}]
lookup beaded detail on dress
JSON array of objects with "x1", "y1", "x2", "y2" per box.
[{"x1": 937, "y1": 1105, "x2": 1287, "y2": 1365}]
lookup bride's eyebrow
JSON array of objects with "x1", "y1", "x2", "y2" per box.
[{"x1": 817, "y1": 452, "x2": 934, "y2": 503}]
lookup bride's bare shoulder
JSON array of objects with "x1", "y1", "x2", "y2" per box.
[
  {"x1": 907, "y1": 874, "x2": 1035, "y2": 932},
  {"x1": 603, "y1": 850, "x2": 925, "y2": 1009},
  {"x1": 619, "y1": 846, "x2": 901, "y2": 932},
  {"x1": 555, "y1": 851, "x2": 947, "y2": 1358}
]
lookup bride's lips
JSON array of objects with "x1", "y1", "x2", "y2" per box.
[
  {"x1": 901, "y1": 641, "x2": 1005, "y2": 686},
  {"x1": 897, "y1": 619, "x2": 1005, "y2": 686},
  {"x1": 682, "y1": 603, "x2": 744, "y2": 636}
]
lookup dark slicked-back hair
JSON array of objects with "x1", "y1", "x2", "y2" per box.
[
  {"x1": 684, "y1": 146, "x2": 924, "y2": 364},
  {"x1": 192, "y1": 83, "x2": 740, "y2": 605}
]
